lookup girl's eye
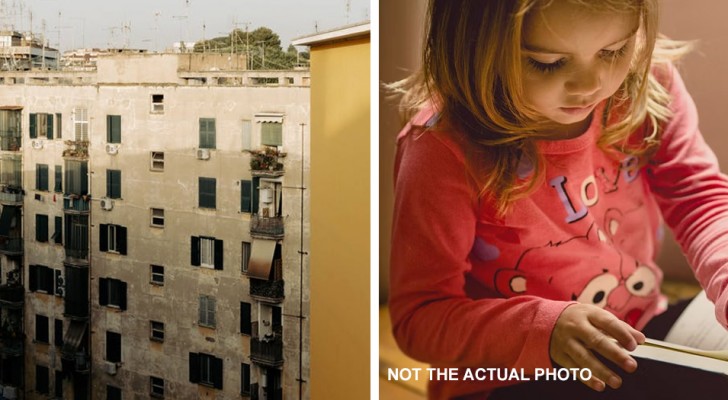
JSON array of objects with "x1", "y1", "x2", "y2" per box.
[
  {"x1": 600, "y1": 43, "x2": 629, "y2": 62},
  {"x1": 527, "y1": 58, "x2": 565, "y2": 74}
]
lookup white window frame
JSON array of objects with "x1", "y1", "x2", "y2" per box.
[
  {"x1": 200, "y1": 237, "x2": 215, "y2": 269},
  {"x1": 199, "y1": 295, "x2": 216, "y2": 328},
  {"x1": 107, "y1": 224, "x2": 118, "y2": 253},
  {"x1": 150, "y1": 265, "x2": 164, "y2": 285},
  {"x1": 151, "y1": 208, "x2": 164, "y2": 227},
  {"x1": 73, "y1": 107, "x2": 88, "y2": 141}
]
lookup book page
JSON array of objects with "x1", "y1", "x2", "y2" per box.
[
  {"x1": 664, "y1": 291, "x2": 728, "y2": 352},
  {"x1": 631, "y1": 343, "x2": 728, "y2": 374}
]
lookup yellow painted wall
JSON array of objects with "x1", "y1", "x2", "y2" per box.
[{"x1": 309, "y1": 36, "x2": 370, "y2": 399}]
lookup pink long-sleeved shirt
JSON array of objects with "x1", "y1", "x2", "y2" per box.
[{"x1": 390, "y1": 67, "x2": 728, "y2": 399}]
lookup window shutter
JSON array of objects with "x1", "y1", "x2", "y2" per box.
[
  {"x1": 29, "y1": 265, "x2": 38, "y2": 291},
  {"x1": 252, "y1": 178, "x2": 259, "y2": 214},
  {"x1": 55, "y1": 319, "x2": 63, "y2": 346},
  {"x1": 240, "y1": 302, "x2": 251, "y2": 335},
  {"x1": 191, "y1": 236, "x2": 200, "y2": 266},
  {"x1": 46, "y1": 113, "x2": 54, "y2": 139},
  {"x1": 106, "y1": 331, "x2": 121, "y2": 363},
  {"x1": 198, "y1": 296, "x2": 206, "y2": 324},
  {"x1": 36, "y1": 214, "x2": 48, "y2": 242},
  {"x1": 44, "y1": 267, "x2": 55, "y2": 295},
  {"x1": 56, "y1": 113, "x2": 62, "y2": 139},
  {"x1": 54, "y1": 216, "x2": 62, "y2": 244},
  {"x1": 119, "y1": 281, "x2": 127, "y2": 310},
  {"x1": 99, "y1": 278, "x2": 108, "y2": 306},
  {"x1": 241, "y1": 180, "x2": 251, "y2": 213},
  {"x1": 214, "y1": 239, "x2": 223, "y2": 270},
  {"x1": 29, "y1": 113, "x2": 37, "y2": 138},
  {"x1": 118, "y1": 226, "x2": 127, "y2": 255},
  {"x1": 107, "y1": 115, "x2": 121, "y2": 143},
  {"x1": 100, "y1": 224, "x2": 108, "y2": 252},
  {"x1": 189, "y1": 353, "x2": 200, "y2": 383},
  {"x1": 212, "y1": 356, "x2": 223, "y2": 389},
  {"x1": 80, "y1": 161, "x2": 88, "y2": 195},
  {"x1": 54, "y1": 165, "x2": 62, "y2": 193}
]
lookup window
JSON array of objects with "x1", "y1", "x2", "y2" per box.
[
  {"x1": 150, "y1": 265, "x2": 164, "y2": 285},
  {"x1": 36, "y1": 214, "x2": 48, "y2": 242},
  {"x1": 106, "y1": 115, "x2": 121, "y2": 143},
  {"x1": 199, "y1": 118, "x2": 216, "y2": 149},
  {"x1": 0, "y1": 109, "x2": 21, "y2": 151},
  {"x1": 64, "y1": 160, "x2": 88, "y2": 196},
  {"x1": 53, "y1": 216, "x2": 62, "y2": 244},
  {"x1": 240, "y1": 302, "x2": 251, "y2": 335},
  {"x1": 36, "y1": 365, "x2": 49, "y2": 394},
  {"x1": 191, "y1": 236, "x2": 223, "y2": 270},
  {"x1": 189, "y1": 352, "x2": 223, "y2": 389},
  {"x1": 36, "y1": 163, "x2": 49, "y2": 191},
  {"x1": 55, "y1": 319, "x2": 63, "y2": 346},
  {"x1": 65, "y1": 214, "x2": 89, "y2": 259},
  {"x1": 242, "y1": 120, "x2": 252, "y2": 150},
  {"x1": 240, "y1": 178, "x2": 259, "y2": 214},
  {"x1": 198, "y1": 295, "x2": 216, "y2": 328},
  {"x1": 0, "y1": 155, "x2": 21, "y2": 186},
  {"x1": 35, "y1": 314, "x2": 49, "y2": 343},
  {"x1": 55, "y1": 370, "x2": 63, "y2": 398},
  {"x1": 241, "y1": 241, "x2": 251, "y2": 273},
  {"x1": 29, "y1": 113, "x2": 54, "y2": 139},
  {"x1": 261, "y1": 122, "x2": 282, "y2": 146},
  {"x1": 55, "y1": 113, "x2": 62, "y2": 139},
  {"x1": 107, "y1": 385, "x2": 122, "y2": 400},
  {"x1": 54, "y1": 165, "x2": 62, "y2": 192},
  {"x1": 151, "y1": 208, "x2": 164, "y2": 227},
  {"x1": 198, "y1": 177, "x2": 216, "y2": 209},
  {"x1": 150, "y1": 376, "x2": 165, "y2": 397},
  {"x1": 151, "y1": 151, "x2": 164, "y2": 171},
  {"x1": 99, "y1": 278, "x2": 128, "y2": 310},
  {"x1": 106, "y1": 331, "x2": 121, "y2": 363},
  {"x1": 100, "y1": 224, "x2": 128, "y2": 255},
  {"x1": 73, "y1": 108, "x2": 88, "y2": 141},
  {"x1": 106, "y1": 169, "x2": 122, "y2": 199},
  {"x1": 241, "y1": 363, "x2": 251, "y2": 395},
  {"x1": 29, "y1": 265, "x2": 55, "y2": 294},
  {"x1": 150, "y1": 321, "x2": 164, "y2": 342},
  {"x1": 151, "y1": 94, "x2": 164, "y2": 113}
]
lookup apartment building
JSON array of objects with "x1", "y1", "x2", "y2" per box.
[{"x1": 0, "y1": 52, "x2": 310, "y2": 400}]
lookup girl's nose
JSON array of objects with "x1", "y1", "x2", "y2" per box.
[{"x1": 565, "y1": 66, "x2": 602, "y2": 97}]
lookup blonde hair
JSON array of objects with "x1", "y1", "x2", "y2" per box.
[{"x1": 396, "y1": 0, "x2": 692, "y2": 215}]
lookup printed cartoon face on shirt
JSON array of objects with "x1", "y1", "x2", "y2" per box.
[{"x1": 493, "y1": 222, "x2": 660, "y2": 327}]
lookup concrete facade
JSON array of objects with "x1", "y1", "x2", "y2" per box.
[{"x1": 0, "y1": 53, "x2": 309, "y2": 400}]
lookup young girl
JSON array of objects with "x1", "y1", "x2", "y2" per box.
[{"x1": 390, "y1": 0, "x2": 728, "y2": 399}]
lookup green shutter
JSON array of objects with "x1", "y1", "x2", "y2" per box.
[
  {"x1": 36, "y1": 214, "x2": 48, "y2": 242},
  {"x1": 199, "y1": 118, "x2": 216, "y2": 149},
  {"x1": 54, "y1": 165, "x2": 62, "y2": 193},
  {"x1": 107, "y1": 115, "x2": 121, "y2": 143},
  {"x1": 261, "y1": 122, "x2": 282, "y2": 146},
  {"x1": 199, "y1": 177, "x2": 216, "y2": 209},
  {"x1": 29, "y1": 113, "x2": 37, "y2": 138},
  {"x1": 107, "y1": 170, "x2": 121, "y2": 199},
  {"x1": 241, "y1": 180, "x2": 251, "y2": 212},
  {"x1": 46, "y1": 114, "x2": 54, "y2": 139}
]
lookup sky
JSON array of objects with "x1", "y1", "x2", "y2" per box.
[{"x1": 5, "y1": 0, "x2": 370, "y2": 52}]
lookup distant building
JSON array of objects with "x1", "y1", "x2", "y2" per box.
[
  {"x1": 171, "y1": 41, "x2": 198, "y2": 53},
  {"x1": 0, "y1": 31, "x2": 60, "y2": 71},
  {"x1": 293, "y1": 20, "x2": 370, "y2": 400},
  {"x1": 0, "y1": 53, "x2": 309, "y2": 400},
  {"x1": 61, "y1": 48, "x2": 148, "y2": 70}
]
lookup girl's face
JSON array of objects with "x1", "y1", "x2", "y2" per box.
[{"x1": 521, "y1": 2, "x2": 639, "y2": 138}]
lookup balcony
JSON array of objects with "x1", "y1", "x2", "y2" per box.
[
  {"x1": 0, "y1": 237, "x2": 22, "y2": 256},
  {"x1": 64, "y1": 195, "x2": 91, "y2": 213},
  {"x1": 0, "y1": 189, "x2": 22, "y2": 205},
  {"x1": 250, "y1": 278, "x2": 284, "y2": 303},
  {"x1": 0, "y1": 284, "x2": 23, "y2": 307},
  {"x1": 250, "y1": 335, "x2": 284, "y2": 367},
  {"x1": 0, "y1": 131, "x2": 20, "y2": 152},
  {"x1": 63, "y1": 140, "x2": 89, "y2": 159},
  {"x1": 248, "y1": 146, "x2": 285, "y2": 178},
  {"x1": 250, "y1": 215, "x2": 284, "y2": 238}
]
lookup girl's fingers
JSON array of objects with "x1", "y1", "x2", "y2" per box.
[
  {"x1": 578, "y1": 324, "x2": 639, "y2": 374},
  {"x1": 558, "y1": 352, "x2": 606, "y2": 392},
  {"x1": 565, "y1": 338, "x2": 623, "y2": 390},
  {"x1": 589, "y1": 310, "x2": 645, "y2": 351}
]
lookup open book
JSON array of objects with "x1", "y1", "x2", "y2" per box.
[{"x1": 631, "y1": 291, "x2": 728, "y2": 374}]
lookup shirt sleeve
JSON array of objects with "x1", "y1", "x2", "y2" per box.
[
  {"x1": 389, "y1": 124, "x2": 572, "y2": 371},
  {"x1": 646, "y1": 66, "x2": 728, "y2": 327}
]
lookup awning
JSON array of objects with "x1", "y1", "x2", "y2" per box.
[
  {"x1": 248, "y1": 239, "x2": 277, "y2": 279},
  {"x1": 0, "y1": 106, "x2": 22, "y2": 110},
  {"x1": 0, "y1": 205, "x2": 18, "y2": 236},
  {"x1": 255, "y1": 114, "x2": 283, "y2": 124},
  {"x1": 62, "y1": 320, "x2": 88, "y2": 356}
]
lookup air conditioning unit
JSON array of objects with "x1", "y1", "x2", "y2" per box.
[
  {"x1": 100, "y1": 197, "x2": 114, "y2": 211},
  {"x1": 106, "y1": 143, "x2": 119, "y2": 155},
  {"x1": 3, "y1": 386, "x2": 17, "y2": 400},
  {"x1": 104, "y1": 361, "x2": 117, "y2": 376},
  {"x1": 31, "y1": 140, "x2": 43, "y2": 149},
  {"x1": 197, "y1": 148, "x2": 210, "y2": 160}
]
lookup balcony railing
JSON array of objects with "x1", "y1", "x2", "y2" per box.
[
  {"x1": 250, "y1": 278, "x2": 284, "y2": 303},
  {"x1": 0, "y1": 237, "x2": 22, "y2": 255},
  {"x1": 0, "y1": 284, "x2": 23, "y2": 305},
  {"x1": 0, "y1": 190, "x2": 22, "y2": 203},
  {"x1": 250, "y1": 336, "x2": 284, "y2": 367},
  {"x1": 63, "y1": 140, "x2": 89, "y2": 158},
  {"x1": 0, "y1": 132, "x2": 21, "y2": 151},
  {"x1": 64, "y1": 195, "x2": 90, "y2": 212},
  {"x1": 247, "y1": 146, "x2": 286, "y2": 178},
  {"x1": 250, "y1": 215, "x2": 284, "y2": 238}
]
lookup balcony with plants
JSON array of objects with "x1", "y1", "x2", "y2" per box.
[{"x1": 247, "y1": 146, "x2": 286, "y2": 177}]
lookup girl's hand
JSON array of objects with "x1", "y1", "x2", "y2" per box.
[{"x1": 550, "y1": 304, "x2": 645, "y2": 392}]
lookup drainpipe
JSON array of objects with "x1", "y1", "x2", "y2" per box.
[{"x1": 298, "y1": 122, "x2": 306, "y2": 400}]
